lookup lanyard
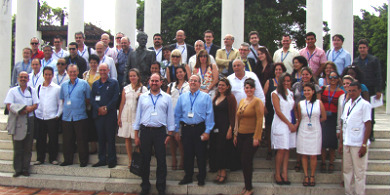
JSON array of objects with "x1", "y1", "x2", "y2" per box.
[
  {"x1": 332, "y1": 49, "x2": 343, "y2": 62},
  {"x1": 327, "y1": 86, "x2": 338, "y2": 109},
  {"x1": 57, "y1": 73, "x2": 66, "y2": 85},
  {"x1": 281, "y1": 51, "x2": 289, "y2": 62},
  {"x1": 149, "y1": 93, "x2": 161, "y2": 110},
  {"x1": 189, "y1": 91, "x2": 199, "y2": 111},
  {"x1": 244, "y1": 61, "x2": 252, "y2": 72},
  {"x1": 100, "y1": 56, "x2": 106, "y2": 64},
  {"x1": 170, "y1": 65, "x2": 176, "y2": 81},
  {"x1": 347, "y1": 97, "x2": 362, "y2": 118},
  {"x1": 55, "y1": 50, "x2": 64, "y2": 58},
  {"x1": 200, "y1": 67, "x2": 206, "y2": 80},
  {"x1": 104, "y1": 48, "x2": 109, "y2": 55},
  {"x1": 42, "y1": 58, "x2": 52, "y2": 68},
  {"x1": 307, "y1": 51, "x2": 316, "y2": 62},
  {"x1": 176, "y1": 44, "x2": 186, "y2": 55},
  {"x1": 31, "y1": 52, "x2": 39, "y2": 59},
  {"x1": 32, "y1": 73, "x2": 41, "y2": 88},
  {"x1": 78, "y1": 47, "x2": 87, "y2": 57},
  {"x1": 155, "y1": 48, "x2": 162, "y2": 57},
  {"x1": 363, "y1": 58, "x2": 368, "y2": 65},
  {"x1": 22, "y1": 60, "x2": 31, "y2": 72},
  {"x1": 68, "y1": 78, "x2": 78, "y2": 97},
  {"x1": 18, "y1": 87, "x2": 32, "y2": 98},
  {"x1": 305, "y1": 100, "x2": 314, "y2": 122}
]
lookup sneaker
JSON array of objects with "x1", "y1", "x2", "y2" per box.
[
  {"x1": 34, "y1": 161, "x2": 43, "y2": 165},
  {"x1": 51, "y1": 160, "x2": 59, "y2": 165}
]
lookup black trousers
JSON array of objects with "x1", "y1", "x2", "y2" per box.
[
  {"x1": 62, "y1": 119, "x2": 89, "y2": 164},
  {"x1": 140, "y1": 126, "x2": 167, "y2": 193},
  {"x1": 181, "y1": 122, "x2": 207, "y2": 182},
  {"x1": 237, "y1": 133, "x2": 258, "y2": 191},
  {"x1": 13, "y1": 116, "x2": 34, "y2": 173},
  {"x1": 36, "y1": 118, "x2": 59, "y2": 163},
  {"x1": 95, "y1": 112, "x2": 117, "y2": 164}
]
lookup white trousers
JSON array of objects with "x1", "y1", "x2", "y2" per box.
[{"x1": 343, "y1": 145, "x2": 368, "y2": 195}]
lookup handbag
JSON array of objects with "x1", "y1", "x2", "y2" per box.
[{"x1": 130, "y1": 146, "x2": 142, "y2": 177}]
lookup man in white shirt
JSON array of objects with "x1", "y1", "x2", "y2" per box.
[
  {"x1": 227, "y1": 59, "x2": 265, "y2": 105},
  {"x1": 169, "y1": 30, "x2": 196, "y2": 64},
  {"x1": 100, "y1": 33, "x2": 118, "y2": 63},
  {"x1": 339, "y1": 81, "x2": 372, "y2": 195},
  {"x1": 149, "y1": 33, "x2": 164, "y2": 62},
  {"x1": 95, "y1": 41, "x2": 118, "y2": 80},
  {"x1": 75, "y1": 31, "x2": 91, "y2": 67},
  {"x1": 273, "y1": 35, "x2": 300, "y2": 74},
  {"x1": 52, "y1": 36, "x2": 69, "y2": 61},
  {"x1": 34, "y1": 66, "x2": 63, "y2": 165},
  {"x1": 53, "y1": 58, "x2": 69, "y2": 86},
  {"x1": 41, "y1": 45, "x2": 58, "y2": 72},
  {"x1": 27, "y1": 59, "x2": 44, "y2": 89}
]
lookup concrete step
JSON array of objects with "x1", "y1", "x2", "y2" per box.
[
  {"x1": 0, "y1": 172, "x2": 388, "y2": 195},
  {"x1": 369, "y1": 138, "x2": 390, "y2": 148}
]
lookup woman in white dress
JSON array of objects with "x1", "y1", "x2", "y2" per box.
[
  {"x1": 271, "y1": 73, "x2": 297, "y2": 185},
  {"x1": 166, "y1": 66, "x2": 189, "y2": 170},
  {"x1": 297, "y1": 82, "x2": 326, "y2": 187},
  {"x1": 117, "y1": 68, "x2": 147, "y2": 168}
]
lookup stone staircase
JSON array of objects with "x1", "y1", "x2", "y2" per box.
[{"x1": 0, "y1": 108, "x2": 389, "y2": 195}]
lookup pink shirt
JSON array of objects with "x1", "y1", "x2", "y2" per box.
[{"x1": 299, "y1": 47, "x2": 327, "y2": 74}]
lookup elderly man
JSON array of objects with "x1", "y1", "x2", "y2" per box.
[
  {"x1": 188, "y1": 40, "x2": 216, "y2": 73},
  {"x1": 30, "y1": 37, "x2": 44, "y2": 60},
  {"x1": 52, "y1": 35, "x2": 69, "y2": 61},
  {"x1": 34, "y1": 66, "x2": 62, "y2": 165},
  {"x1": 59, "y1": 65, "x2": 91, "y2": 167},
  {"x1": 273, "y1": 34, "x2": 300, "y2": 74},
  {"x1": 228, "y1": 43, "x2": 256, "y2": 75},
  {"x1": 100, "y1": 33, "x2": 118, "y2": 63},
  {"x1": 65, "y1": 42, "x2": 87, "y2": 78},
  {"x1": 203, "y1": 30, "x2": 220, "y2": 58},
  {"x1": 95, "y1": 41, "x2": 118, "y2": 80},
  {"x1": 247, "y1": 31, "x2": 262, "y2": 63},
  {"x1": 53, "y1": 58, "x2": 69, "y2": 86},
  {"x1": 41, "y1": 45, "x2": 58, "y2": 72},
  {"x1": 299, "y1": 32, "x2": 327, "y2": 77},
  {"x1": 5, "y1": 71, "x2": 39, "y2": 177},
  {"x1": 149, "y1": 33, "x2": 164, "y2": 62},
  {"x1": 134, "y1": 73, "x2": 175, "y2": 195},
  {"x1": 12, "y1": 48, "x2": 32, "y2": 87},
  {"x1": 117, "y1": 37, "x2": 133, "y2": 88},
  {"x1": 227, "y1": 59, "x2": 265, "y2": 105},
  {"x1": 91, "y1": 64, "x2": 119, "y2": 168},
  {"x1": 175, "y1": 75, "x2": 214, "y2": 186},
  {"x1": 75, "y1": 31, "x2": 92, "y2": 66},
  {"x1": 169, "y1": 30, "x2": 196, "y2": 64},
  {"x1": 216, "y1": 34, "x2": 239, "y2": 75},
  {"x1": 27, "y1": 59, "x2": 44, "y2": 89},
  {"x1": 339, "y1": 81, "x2": 372, "y2": 195}
]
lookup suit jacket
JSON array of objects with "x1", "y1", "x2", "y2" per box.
[
  {"x1": 228, "y1": 58, "x2": 256, "y2": 75},
  {"x1": 207, "y1": 44, "x2": 220, "y2": 59},
  {"x1": 125, "y1": 47, "x2": 156, "y2": 85},
  {"x1": 169, "y1": 43, "x2": 196, "y2": 64},
  {"x1": 7, "y1": 104, "x2": 28, "y2": 141}
]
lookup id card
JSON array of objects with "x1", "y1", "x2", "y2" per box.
[
  {"x1": 151, "y1": 111, "x2": 157, "y2": 116},
  {"x1": 95, "y1": 96, "x2": 101, "y2": 101},
  {"x1": 213, "y1": 128, "x2": 219, "y2": 133},
  {"x1": 326, "y1": 111, "x2": 332, "y2": 116},
  {"x1": 308, "y1": 123, "x2": 312, "y2": 127},
  {"x1": 67, "y1": 100, "x2": 71, "y2": 105},
  {"x1": 188, "y1": 112, "x2": 194, "y2": 118}
]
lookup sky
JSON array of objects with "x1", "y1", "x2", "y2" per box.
[{"x1": 11, "y1": 0, "x2": 388, "y2": 33}]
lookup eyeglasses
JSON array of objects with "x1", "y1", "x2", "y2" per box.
[
  {"x1": 30, "y1": 42, "x2": 39, "y2": 45},
  {"x1": 239, "y1": 49, "x2": 249, "y2": 51},
  {"x1": 116, "y1": 37, "x2": 123, "y2": 40},
  {"x1": 199, "y1": 55, "x2": 208, "y2": 58},
  {"x1": 57, "y1": 63, "x2": 66, "y2": 66},
  {"x1": 223, "y1": 38, "x2": 232, "y2": 41},
  {"x1": 69, "y1": 48, "x2": 76, "y2": 51},
  {"x1": 172, "y1": 55, "x2": 180, "y2": 58},
  {"x1": 329, "y1": 76, "x2": 339, "y2": 79},
  {"x1": 189, "y1": 79, "x2": 199, "y2": 83}
]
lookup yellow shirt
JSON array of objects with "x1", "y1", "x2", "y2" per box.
[{"x1": 236, "y1": 97, "x2": 264, "y2": 140}]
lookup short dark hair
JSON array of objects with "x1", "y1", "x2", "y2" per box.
[
  {"x1": 43, "y1": 45, "x2": 53, "y2": 50},
  {"x1": 305, "y1": 32, "x2": 316, "y2": 39},
  {"x1": 332, "y1": 34, "x2": 344, "y2": 42},
  {"x1": 89, "y1": 54, "x2": 100, "y2": 63},
  {"x1": 244, "y1": 78, "x2": 256, "y2": 88},
  {"x1": 54, "y1": 35, "x2": 63, "y2": 41},
  {"x1": 162, "y1": 45, "x2": 172, "y2": 52},
  {"x1": 204, "y1": 30, "x2": 214, "y2": 37},
  {"x1": 69, "y1": 42, "x2": 78, "y2": 49},
  {"x1": 153, "y1": 33, "x2": 162, "y2": 39},
  {"x1": 248, "y1": 31, "x2": 259, "y2": 39},
  {"x1": 75, "y1": 31, "x2": 85, "y2": 39},
  {"x1": 349, "y1": 81, "x2": 361, "y2": 89},
  {"x1": 151, "y1": 61, "x2": 161, "y2": 69},
  {"x1": 282, "y1": 34, "x2": 291, "y2": 39},
  {"x1": 272, "y1": 62, "x2": 287, "y2": 77},
  {"x1": 43, "y1": 66, "x2": 54, "y2": 75},
  {"x1": 358, "y1": 39, "x2": 369, "y2": 47},
  {"x1": 23, "y1": 47, "x2": 33, "y2": 54},
  {"x1": 303, "y1": 82, "x2": 317, "y2": 103}
]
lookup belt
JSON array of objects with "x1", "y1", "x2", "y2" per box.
[
  {"x1": 140, "y1": 125, "x2": 165, "y2": 130},
  {"x1": 181, "y1": 122, "x2": 205, "y2": 127}
]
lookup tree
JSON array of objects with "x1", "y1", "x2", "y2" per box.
[{"x1": 38, "y1": 0, "x2": 67, "y2": 26}]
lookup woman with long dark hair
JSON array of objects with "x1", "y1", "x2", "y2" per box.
[
  {"x1": 254, "y1": 47, "x2": 274, "y2": 87},
  {"x1": 291, "y1": 56, "x2": 308, "y2": 84},
  {"x1": 193, "y1": 49, "x2": 219, "y2": 96}
]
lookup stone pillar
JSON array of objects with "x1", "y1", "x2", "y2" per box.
[
  {"x1": 306, "y1": 0, "x2": 323, "y2": 49},
  {"x1": 67, "y1": 0, "x2": 84, "y2": 43},
  {"x1": 387, "y1": 0, "x2": 390, "y2": 114},
  {"x1": 144, "y1": 0, "x2": 161, "y2": 48},
  {"x1": 0, "y1": 0, "x2": 12, "y2": 105},
  {"x1": 221, "y1": 0, "x2": 244, "y2": 49},
  {"x1": 15, "y1": 0, "x2": 37, "y2": 62},
  {"x1": 115, "y1": 0, "x2": 136, "y2": 48},
  {"x1": 331, "y1": 0, "x2": 353, "y2": 54}
]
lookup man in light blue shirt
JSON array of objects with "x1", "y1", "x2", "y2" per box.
[
  {"x1": 40, "y1": 45, "x2": 58, "y2": 72},
  {"x1": 174, "y1": 74, "x2": 214, "y2": 186},
  {"x1": 133, "y1": 73, "x2": 175, "y2": 195},
  {"x1": 11, "y1": 48, "x2": 32, "y2": 87},
  {"x1": 326, "y1": 34, "x2": 351, "y2": 75},
  {"x1": 59, "y1": 64, "x2": 91, "y2": 167}
]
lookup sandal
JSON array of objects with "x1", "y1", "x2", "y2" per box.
[
  {"x1": 213, "y1": 175, "x2": 221, "y2": 183},
  {"x1": 294, "y1": 161, "x2": 301, "y2": 172},
  {"x1": 218, "y1": 175, "x2": 227, "y2": 184},
  {"x1": 302, "y1": 176, "x2": 310, "y2": 187},
  {"x1": 239, "y1": 187, "x2": 246, "y2": 195},
  {"x1": 328, "y1": 163, "x2": 334, "y2": 174},
  {"x1": 320, "y1": 163, "x2": 327, "y2": 173},
  {"x1": 310, "y1": 176, "x2": 316, "y2": 186}
]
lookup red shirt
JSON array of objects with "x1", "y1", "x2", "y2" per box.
[
  {"x1": 321, "y1": 88, "x2": 344, "y2": 113},
  {"x1": 31, "y1": 49, "x2": 44, "y2": 60}
]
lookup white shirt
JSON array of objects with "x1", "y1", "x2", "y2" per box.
[
  {"x1": 227, "y1": 71, "x2": 265, "y2": 106},
  {"x1": 78, "y1": 45, "x2": 90, "y2": 68},
  {"x1": 104, "y1": 47, "x2": 118, "y2": 64},
  {"x1": 53, "y1": 71, "x2": 69, "y2": 86},
  {"x1": 35, "y1": 82, "x2": 63, "y2": 120},
  {"x1": 40, "y1": 57, "x2": 58, "y2": 72},
  {"x1": 4, "y1": 86, "x2": 40, "y2": 117},
  {"x1": 27, "y1": 71, "x2": 44, "y2": 89},
  {"x1": 273, "y1": 47, "x2": 300, "y2": 74},
  {"x1": 170, "y1": 81, "x2": 190, "y2": 108},
  {"x1": 52, "y1": 49, "x2": 69, "y2": 61},
  {"x1": 154, "y1": 47, "x2": 163, "y2": 62},
  {"x1": 188, "y1": 54, "x2": 216, "y2": 73},
  {"x1": 341, "y1": 96, "x2": 372, "y2": 147},
  {"x1": 176, "y1": 43, "x2": 188, "y2": 64},
  {"x1": 99, "y1": 55, "x2": 118, "y2": 80}
]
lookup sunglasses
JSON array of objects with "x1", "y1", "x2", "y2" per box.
[
  {"x1": 172, "y1": 55, "x2": 180, "y2": 58},
  {"x1": 57, "y1": 63, "x2": 66, "y2": 66},
  {"x1": 69, "y1": 48, "x2": 77, "y2": 50},
  {"x1": 116, "y1": 37, "x2": 123, "y2": 40},
  {"x1": 329, "y1": 76, "x2": 339, "y2": 79},
  {"x1": 30, "y1": 42, "x2": 39, "y2": 45}
]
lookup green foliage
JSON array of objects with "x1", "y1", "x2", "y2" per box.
[{"x1": 38, "y1": 0, "x2": 67, "y2": 26}]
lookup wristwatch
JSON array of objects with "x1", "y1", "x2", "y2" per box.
[{"x1": 362, "y1": 144, "x2": 367, "y2": 148}]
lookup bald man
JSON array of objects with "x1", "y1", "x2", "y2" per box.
[
  {"x1": 100, "y1": 33, "x2": 118, "y2": 63},
  {"x1": 169, "y1": 30, "x2": 196, "y2": 64},
  {"x1": 95, "y1": 41, "x2": 118, "y2": 80}
]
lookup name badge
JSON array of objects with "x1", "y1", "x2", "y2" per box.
[
  {"x1": 151, "y1": 111, "x2": 157, "y2": 116},
  {"x1": 67, "y1": 100, "x2": 71, "y2": 105},
  {"x1": 213, "y1": 128, "x2": 219, "y2": 133},
  {"x1": 308, "y1": 123, "x2": 312, "y2": 127},
  {"x1": 188, "y1": 112, "x2": 194, "y2": 118},
  {"x1": 95, "y1": 96, "x2": 101, "y2": 101}
]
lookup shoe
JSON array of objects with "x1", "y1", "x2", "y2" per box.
[
  {"x1": 244, "y1": 189, "x2": 253, "y2": 195},
  {"x1": 198, "y1": 180, "x2": 205, "y2": 186},
  {"x1": 217, "y1": 175, "x2": 227, "y2": 184},
  {"x1": 280, "y1": 174, "x2": 291, "y2": 185},
  {"x1": 22, "y1": 171, "x2": 30, "y2": 176},
  {"x1": 80, "y1": 162, "x2": 88, "y2": 167},
  {"x1": 108, "y1": 162, "x2": 117, "y2": 168},
  {"x1": 158, "y1": 192, "x2": 166, "y2": 195},
  {"x1": 274, "y1": 174, "x2": 283, "y2": 185},
  {"x1": 328, "y1": 163, "x2": 334, "y2": 174},
  {"x1": 13, "y1": 172, "x2": 22, "y2": 177},
  {"x1": 320, "y1": 163, "x2": 327, "y2": 173},
  {"x1": 309, "y1": 176, "x2": 316, "y2": 187},
  {"x1": 370, "y1": 137, "x2": 375, "y2": 142},
  {"x1": 178, "y1": 178, "x2": 193, "y2": 185},
  {"x1": 34, "y1": 161, "x2": 43, "y2": 165},
  {"x1": 302, "y1": 176, "x2": 309, "y2": 187},
  {"x1": 60, "y1": 162, "x2": 73, "y2": 166},
  {"x1": 213, "y1": 175, "x2": 221, "y2": 183},
  {"x1": 51, "y1": 160, "x2": 59, "y2": 165},
  {"x1": 92, "y1": 161, "x2": 107, "y2": 167}
]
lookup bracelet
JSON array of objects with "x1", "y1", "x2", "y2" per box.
[{"x1": 362, "y1": 144, "x2": 367, "y2": 148}]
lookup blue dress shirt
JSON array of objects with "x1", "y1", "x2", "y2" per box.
[
  {"x1": 133, "y1": 90, "x2": 175, "y2": 131},
  {"x1": 60, "y1": 78, "x2": 91, "y2": 121},
  {"x1": 326, "y1": 48, "x2": 351, "y2": 75},
  {"x1": 90, "y1": 78, "x2": 119, "y2": 118},
  {"x1": 174, "y1": 90, "x2": 214, "y2": 133}
]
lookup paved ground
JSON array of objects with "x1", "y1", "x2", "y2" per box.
[{"x1": 0, "y1": 185, "x2": 138, "y2": 195}]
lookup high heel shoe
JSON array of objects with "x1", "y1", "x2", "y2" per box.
[
  {"x1": 280, "y1": 174, "x2": 291, "y2": 185},
  {"x1": 303, "y1": 176, "x2": 310, "y2": 187},
  {"x1": 310, "y1": 176, "x2": 316, "y2": 187},
  {"x1": 274, "y1": 174, "x2": 283, "y2": 185},
  {"x1": 213, "y1": 175, "x2": 221, "y2": 183}
]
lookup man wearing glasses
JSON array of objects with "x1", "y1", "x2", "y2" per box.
[
  {"x1": 115, "y1": 32, "x2": 125, "y2": 53},
  {"x1": 30, "y1": 37, "x2": 44, "y2": 60},
  {"x1": 40, "y1": 45, "x2": 58, "y2": 72},
  {"x1": 64, "y1": 42, "x2": 87, "y2": 79},
  {"x1": 228, "y1": 42, "x2": 255, "y2": 75},
  {"x1": 52, "y1": 36, "x2": 69, "y2": 61},
  {"x1": 53, "y1": 58, "x2": 69, "y2": 86},
  {"x1": 216, "y1": 34, "x2": 239, "y2": 75}
]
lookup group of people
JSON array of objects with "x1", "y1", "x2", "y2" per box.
[{"x1": 5, "y1": 28, "x2": 382, "y2": 195}]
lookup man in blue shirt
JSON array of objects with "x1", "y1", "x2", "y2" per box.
[
  {"x1": 90, "y1": 64, "x2": 119, "y2": 168},
  {"x1": 59, "y1": 64, "x2": 91, "y2": 167},
  {"x1": 174, "y1": 75, "x2": 214, "y2": 186},
  {"x1": 116, "y1": 36, "x2": 132, "y2": 89},
  {"x1": 326, "y1": 34, "x2": 352, "y2": 74},
  {"x1": 134, "y1": 73, "x2": 175, "y2": 195}
]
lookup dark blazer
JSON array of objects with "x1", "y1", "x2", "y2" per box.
[
  {"x1": 64, "y1": 55, "x2": 87, "y2": 79},
  {"x1": 169, "y1": 43, "x2": 196, "y2": 64},
  {"x1": 228, "y1": 58, "x2": 256, "y2": 76},
  {"x1": 125, "y1": 48, "x2": 156, "y2": 85},
  {"x1": 207, "y1": 44, "x2": 220, "y2": 59}
]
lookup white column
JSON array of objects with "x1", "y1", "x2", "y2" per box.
[
  {"x1": 0, "y1": 0, "x2": 12, "y2": 105},
  {"x1": 386, "y1": 0, "x2": 390, "y2": 114},
  {"x1": 15, "y1": 0, "x2": 37, "y2": 62},
  {"x1": 306, "y1": 0, "x2": 323, "y2": 49},
  {"x1": 221, "y1": 0, "x2": 244, "y2": 49},
  {"x1": 144, "y1": 0, "x2": 161, "y2": 48},
  {"x1": 67, "y1": 0, "x2": 84, "y2": 43},
  {"x1": 115, "y1": 0, "x2": 136, "y2": 48},
  {"x1": 331, "y1": 0, "x2": 353, "y2": 54}
]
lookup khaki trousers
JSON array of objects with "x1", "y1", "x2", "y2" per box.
[{"x1": 343, "y1": 145, "x2": 368, "y2": 195}]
